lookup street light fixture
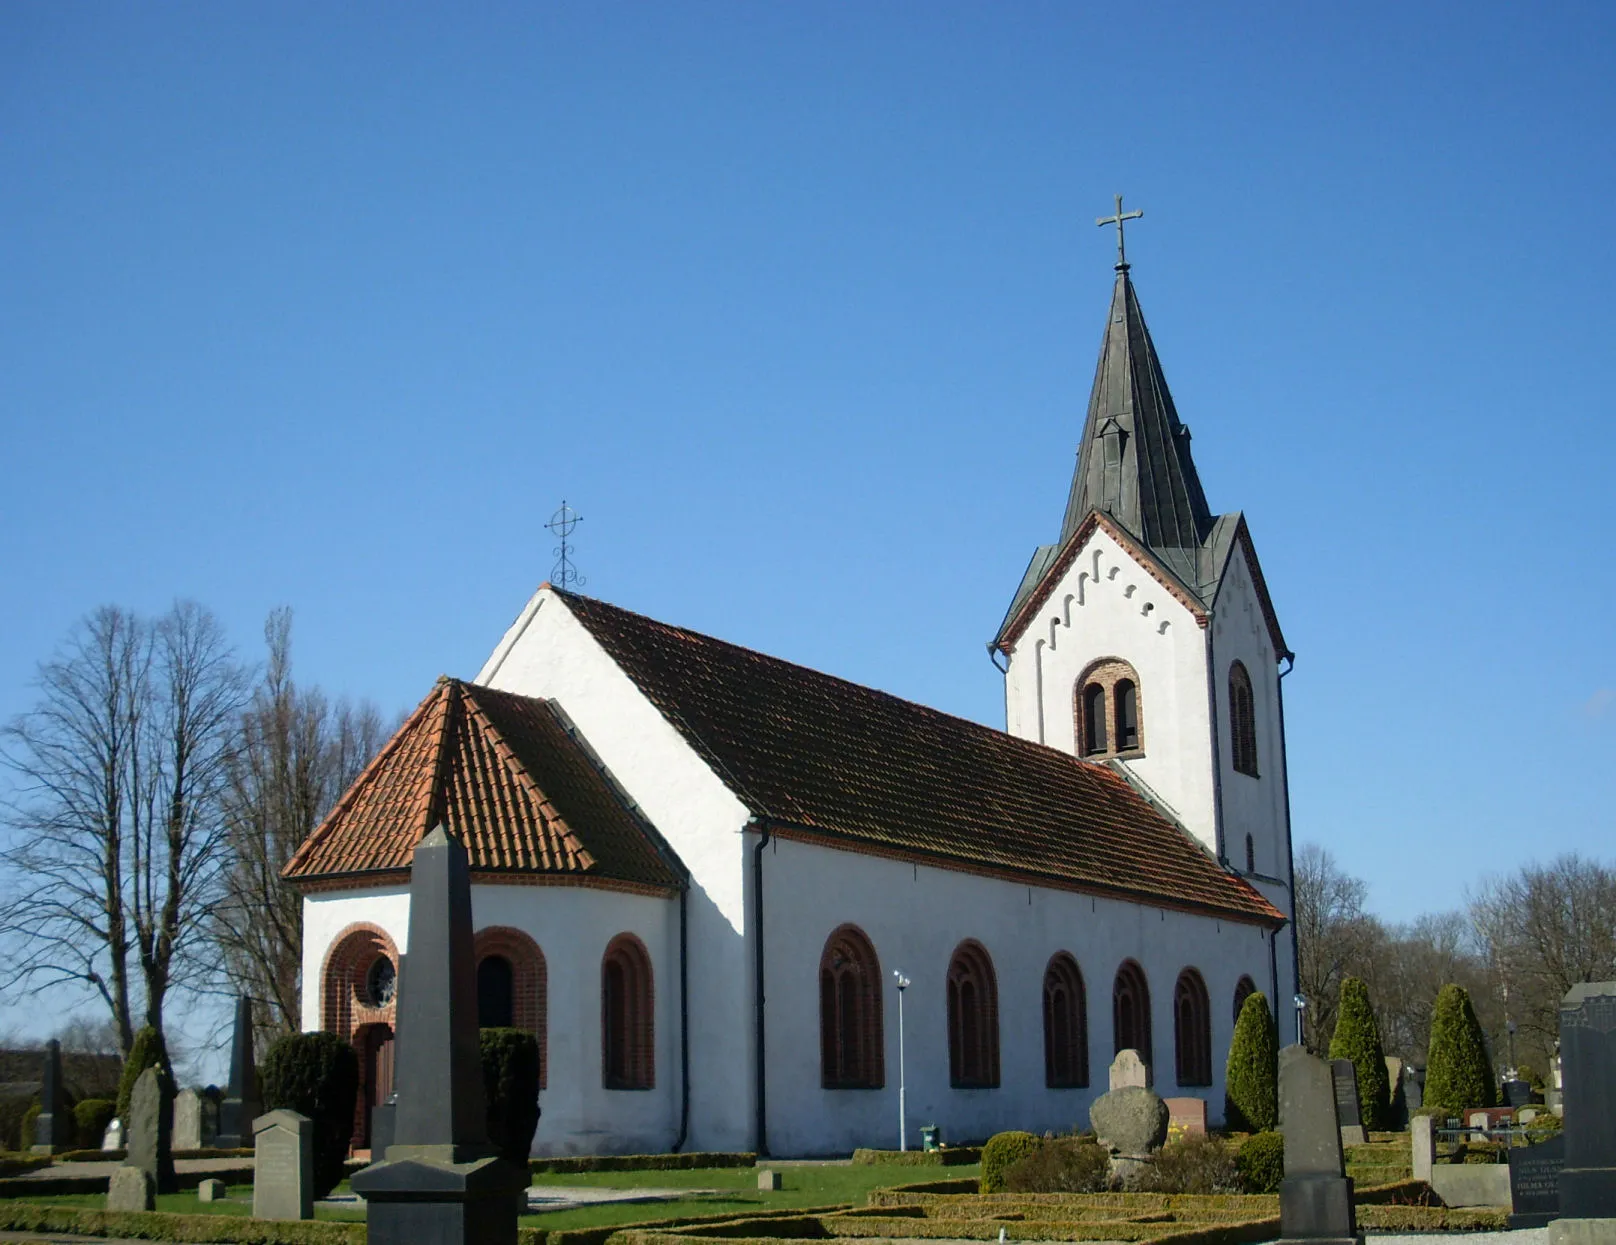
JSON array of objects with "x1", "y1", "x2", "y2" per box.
[
  {"x1": 1293, "y1": 993, "x2": 1307, "y2": 1047},
  {"x1": 893, "y1": 971, "x2": 910, "y2": 1152}
]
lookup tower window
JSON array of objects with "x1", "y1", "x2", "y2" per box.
[
  {"x1": 1075, "y1": 660, "x2": 1144, "y2": 758},
  {"x1": 1229, "y1": 662, "x2": 1259, "y2": 777},
  {"x1": 1245, "y1": 833, "x2": 1255, "y2": 874}
]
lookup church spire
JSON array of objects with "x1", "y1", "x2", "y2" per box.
[{"x1": 1058, "y1": 259, "x2": 1214, "y2": 580}]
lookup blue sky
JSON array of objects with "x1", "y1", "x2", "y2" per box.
[{"x1": 3, "y1": 3, "x2": 1614, "y2": 1046}]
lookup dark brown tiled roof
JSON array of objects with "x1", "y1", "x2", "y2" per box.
[
  {"x1": 284, "y1": 678, "x2": 681, "y2": 892},
  {"x1": 559, "y1": 591, "x2": 1283, "y2": 926}
]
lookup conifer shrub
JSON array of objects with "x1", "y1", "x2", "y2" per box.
[
  {"x1": 1236, "y1": 1130, "x2": 1285, "y2": 1193},
  {"x1": 18, "y1": 1103, "x2": 42, "y2": 1151},
  {"x1": 261, "y1": 1031, "x2": 359, "y2": 1199},
  {"x1": 1225, "y1": 989, "x2": 1279, "y2": 1132},
  {"x1": 72, "y1": 1099, "x2": 115, "y2": 1150},
  {"x1": 480, "y1": 1027, "x2": 541, "y2": 1163},
  {"x1": 979, "y1": 1130, "x2": 1042, "y2": 1193},
  {"x1": 115, "y1": 1026, "x2": 169, "y2": 1124},
  {"x1": 1424, "y1": 984, "x2": 1495, "y2": 1114},
  {"x1": 1001, "y1": 1137, "x2": 1111, "y2": 1193},
  {"x1": 1329, "y1": 977, "x2": 1391, "y2": 1129}
]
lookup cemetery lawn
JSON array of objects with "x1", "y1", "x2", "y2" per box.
[
  {"x1": 7, "y1": 1184, "x2": 367, "y2": 1222},
  {"x1": 518, "y1": 1162, "x2": 983, "y2": 1230}
]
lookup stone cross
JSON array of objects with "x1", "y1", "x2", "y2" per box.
[
  {"x1": 1276, "y1": 1045, "x2": 1361, "y2": 1245},
  {"x1": 1554, "y1": 981, "x2": 1616, "y2": 1241},
  {"x1": 123, "y1": 1066, "x2": 177, "y2": 1195},
  {"x1": 252, "y1": 1109, "x2": 314, "y2": 1220},
  {"x1": 216, "y1": 995, "x2": 260, "y2": 1148},
  {"x1": 350, "y1": 825, "x2": 529, "y2": 1244},
  {"x1": 31, "y1": 1039, "x2": 68, "y2": 1154}
]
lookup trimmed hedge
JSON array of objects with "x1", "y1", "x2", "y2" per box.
[
  {"x1": 980, "y1": 1131, "x2": 1042, "y2": 1194},
  {"x1": 0, "y1": 1153, "x2": 54, "y2": 1178},
  {"x1": 1224, "y1": 991, "x2": 1278, "y2": 1133},
  {"x1": 482, "y1": 1027, "x2": 542, "y2": 1163},
  {"x1": 57, "y1": 1146, "x2": 255, "y2": 1162},
  {"x1": 529, "y1": 1151, "x2": 756, "y2": 1174},
  {"x1": 542, "y1": 1203, "x2": 852, "y2": 1245},
  {"x1": 73, "y1": 1097, "x2": 116, "y2": 1150},
  {"x1": 1328, "y1": 977, "x2": 1391, "y2": 1130},
  {"x1": 0, "y1": 1202, "x2": 364, "y2": 1243},
  {"x1": 116, "y1": 1026, "x2": 170, "y2": 1124},
  {"x1": 1234, "y1": 1131, "x2": 1283, "y2": 1194},
  {"x1": 1424, "y1": 984, "x2": 1495, "y2": 1113},
  {"x1": 850, "y1": 1147, "x2": 981, "y2": 1167},
  {"x1": 260, "y1": 1031, "x2": 359, "y2": 1200}
]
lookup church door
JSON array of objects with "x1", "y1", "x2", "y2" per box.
[{"x1": 355, "y1": 1023, "x2": 395, "y2": 1148}]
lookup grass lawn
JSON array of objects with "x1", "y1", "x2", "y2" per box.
[{"x1": 11, "y1": 1182, "x2": 367, "y2": 1222}]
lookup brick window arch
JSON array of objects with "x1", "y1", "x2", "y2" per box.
[
  {"x1": 1113, "y1": 959, "x2": 1152, "y2": 1068},
  {"x1": 819, "y1": 925, "x2": 884, "y2": 1089},
  {"x1": 1229, "y1": 661, "x2": 1259, "y2": 777},
  {"x1": 320, "y1": 923, "x2": 399, "y2": 1149},
  {"x1": 602, "y1": 933, "x2": 654, "y2": 1090},
  {"x1": 947, "y1": 940, "x2": 1000, "y2": 1088},
  {"x1": 1175, "y1": 968, "x2": 1213, "y2": 1087},
  {"x1": 1076, "y1": 659, "x2": 1144, "y2": 758},
  {"x1": 1233, "y1": 974, "x2": 1257, "y2": 1023},
  {"x1": 473, "y1": 926, "x2": 548, "y2": 1088},
  {"x1": 1043, "y1": 952, "x2": 1088, "y2": 1089}
]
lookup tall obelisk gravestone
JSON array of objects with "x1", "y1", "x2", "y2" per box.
[
  {"x1": 1276, "y1": 1045, "x2": 1363, "y2": 1245},
  {"x1": 217, "y1": 995, "x2": 261, "y2": 1148},
  {"x1": 1552, "y1": 982, "x2": 1616, "y2": 1245},
  {"x1": 31, "y1": 1039, "x2": 68, "y2": 1154},
  {"x1": 351, "y1": 826, "x2": 528, "y2": 1244}
]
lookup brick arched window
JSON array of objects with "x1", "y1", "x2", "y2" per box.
[
  {"x1": 1233, "y1": 974, "x2": 1257, "y2": 1023},
  {"x1": 1043, "y1": 952, "x2": 1088, "y2": 1089},
  {"x1": 819, "y1": 925, "x2": 884, "y2": 1089},
  {"x1": 474, "y1": 926, "x2": 548, "y2": 1088},
  {"x1": 1113, "y1": 959, "x2": 1152, "y2": 1068},
  {"x1": 947, "y1": 940, "x2": 1000, "y2": 1088},
  {"x1": 1077, "y1": 659, "x2": 1144, "y2": 758},
  {"x1": 1229, "y1": 661, "x2": 1259, "y2": 777},
  {"x1": 602, "y1": 933, "x2": 654, "y2": 1090},
  {"x1": 1175, "y1": 968, "x2": 1213, "y2": 1087}
]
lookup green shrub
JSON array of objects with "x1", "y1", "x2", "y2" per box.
[
  {"x1": 72, "y1": 1099, "x2": 115, "y2": 1150},
  {"x1": 1328, "y1": 977, "x2": 1391, "y2": 1130},
  {"x1": 1002, "y1": 1136, "x2": 1111, "y2": 1192},
  {"x1": 979, "y1": 1130, "x2": 1042, "y2": 1193},
  {"x1": 1235, "y1": 1130, "x2": 1284, "y2": 1194},
  {"x1": 115, "y1": 1026, "x2": 170, "y2": 1124},
  {"x1": 1137, "y1": 1134, "x2": 1240, "y2": 1195},
  {"x1": 261, "y1": 1031, "x2": 359, "y2": 1199},
  {"x1": 1225, "y1": 990, "x2": 1278, "y2": 1132},
  {"x1": 480, "y1": 1027, "x2": 541, "y2": 1163},
  {"x1": 18, "y1": 1104, "x2": 41, "y2": 1151},
  {"x1": 1424, "y1": 984, "x2": 1495, "y2": 1114}
]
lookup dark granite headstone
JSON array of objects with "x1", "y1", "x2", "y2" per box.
[
  {"x1": 1331, "y1": 1059, "x2": 1367, "y2": 1146},
  {"x1": 1403, "y1": 1065, "x2": 1424, "y2": 1114},
  {"x1": 1277, "y1": 1045, "x2": 1361, "y2": 1245},
  {"x1": 124, "y1": 1065, "x2": 177, "y2": 1194},
  {"x1": 1557, "y1": 981, "x2": 1616, "y2": 1226},
  {"x1": 216, "y1": 995, "x2": 261, "y2": 1148},
  {"x1": 31, "y1": 1039, "x2": 68, "y2": 1153},
  {"x1": 350, "y1": 825, "x2": 528, "y2": 1244},
  {"x1": 1505, "y1": 1080, "x2": 1533, "y2": 1108},
  {"x1": 1510, "y1": 1133, "x2": 1564, "y2": 1228}
]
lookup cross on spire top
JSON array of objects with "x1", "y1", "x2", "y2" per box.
[{"x1": 1096, "y1": 193, "x2": 1144, "y2": 271}]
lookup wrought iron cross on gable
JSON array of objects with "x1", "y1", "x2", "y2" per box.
[{"x1": 1096, "y1": 193, "x2": 1143, "y2": 269}]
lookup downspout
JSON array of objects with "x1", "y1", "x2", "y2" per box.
[
  {"x1": 1204, "y1": 625, "x2": 1228, "y2": 864},
  {"x1": 750, "y1": 817, "x2": 772, "y2": 1158},
  {"x1": 1276, "y1": 652, "x2": 1300, "y2": 1042},
  {"x1": 671, "y1": 883, "x2": 690, "y2": 1152},
  {"x1": 1267, "y1": 925, "x2": 1281, "y2": 1026}
]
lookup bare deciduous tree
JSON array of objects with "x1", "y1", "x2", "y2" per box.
[
  {"x1": 0, "y1": 603, "x2": 247, "y2": 1057},
  {"x1": 212, "y1": 609, "x2": 390, "y2": 1036},
  {"x1": 1294, "y1": 843, "x2": 1382, "y2": 1052}
]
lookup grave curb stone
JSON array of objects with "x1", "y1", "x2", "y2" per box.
[{"x1": 106, "y1": 1165, "x2": 155, "y2": 1213}]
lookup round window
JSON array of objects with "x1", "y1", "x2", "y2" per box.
[{"x1": 363, "y1": 956, "x2": 396, "y2": 1007}]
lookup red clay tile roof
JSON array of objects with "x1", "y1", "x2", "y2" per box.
[
  {"x1": 283, "y1": 677, "x2": 681, "y2": 892},
  {"x1": 558, "y1": 590, "x2": 1283, "y2": 926}
]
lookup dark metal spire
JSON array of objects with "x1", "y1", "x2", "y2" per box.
[{"x1": 1059, "y1": 258, "x2": 1214, "y2": 581}]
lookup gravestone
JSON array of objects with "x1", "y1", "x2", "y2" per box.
[
  {"x1": 1331, "y1": 1059, "x2": 1367, "y2": 1147},
  {"x1": 253, "y1": 1109, "x2": 314, "y2": 1220},
  {"x1": 102, "y1": 1118, "x2": 124, "y2": 1151},
  {"x1": 1552, "y1": 981, "x2": 1616, "y2": 1245},
  {"x1": 125, "y1": 1065, "x2": 177, "y2": 1194},
  {"x1": 1164, "y1": 1096, "x2": 1208, "y2": 1135},
  {"x1": 1384, "y1": 1057, "x2": 1406, "y2": 1128},
  {"x1": 1505, "y1": 1080, "x2": 1533, "y2": 1108},
  {"x1": 350, "y1": 826, "x2": 529, "y2": 1245},
  {"x1": 199, "y1": 1086, "x2": 220, "y2": 1148},
  {"x1": 31, "y1": 1039, "x2": 68, "y2": 1154},
  {"x1": 1411, "y1": 1115, "x2": 1434, "y2": 1183},
  {"x1": 1109, "y1": 1048, "x2": 1151, "y2": 1090},
  {"x1": 198, "y1": 1177, "x2": 227, "y2": 1203},
  {"x1": 174, "y1": 1088, "x2": 203, "y2": 1151},
  {"x1": 758, "y1": 1169, "x2": 782, "y2": 1191},
  {"x1": 106, "y1": 1164, "x2": 155, "y2": 1212},
  {"x1": 1511, "y1": 1133, "x2": 1565, "y2": 1228},
  {"x1": 1276, "y1": 1045, "x2": 1361, "y2": 1245},
  {"x1": 1468, "y1": 1110, "x2": 1492, "y2": 1143},
  {"x1": 216, "y1": 995, "x2": 261, "y2": 1148},
  {"x1": 1403, "y1": 1065, "x2": 1424, "y2": 1115}
]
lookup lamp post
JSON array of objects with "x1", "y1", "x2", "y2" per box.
[
  {"x1": 1293, "y1": 993, "x2": 1307, "y2": 1049},
  {"x1": 893, "y1": 971, "x2": 910, "y2": 1151}
]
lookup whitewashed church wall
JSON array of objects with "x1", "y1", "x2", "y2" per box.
[
  {"x1": 759, "y1": 836, "x2": 1280, "y2": 1157},
  {"x1": 300, "y1": 886, "x2": 413, "y2": 1030},
  {"x1": 1003, "y1": 530, "x2": 1218, "y2": 852},
  {"x1": 476, "y1": 588, "x2": 757, "y2": 1151}
]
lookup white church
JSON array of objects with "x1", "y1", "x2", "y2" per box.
[{"x1": 285, "y1": 242, "x2": 1301, "y2": 1158}]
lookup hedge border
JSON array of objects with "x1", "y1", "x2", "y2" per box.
[
  {"x1": 850, "y1": 1148, "x2": 981, "y2": 1168},
  {"x1": 0, "y1": 1201, "x2": 364, "y2": 1244},
  {"x1": 532, "y1": 1152, "x2": 756, "y2": 1175},
  {"x1": 546, "y1": 1203, "x2": 854, "y2": 1245},
  {"x1": 0, "y1": 1163, "x2": 255, "y2": 1199}
]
